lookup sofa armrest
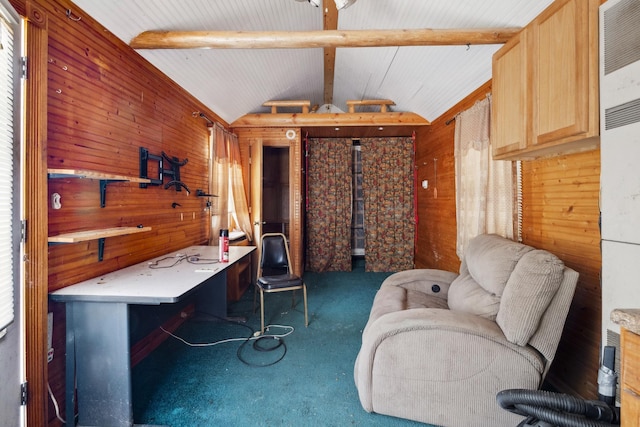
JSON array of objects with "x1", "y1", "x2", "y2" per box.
[
  {"x1": 380, "y1": 269, "x2": 458, "y2": 299},
  {"x1": 354, "y1": 308, "x2": 545, "y2": 413}
]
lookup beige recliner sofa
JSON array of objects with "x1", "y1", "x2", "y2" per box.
[{"x1": 354, "y1": 234, "x2": 579, "y2": 427}]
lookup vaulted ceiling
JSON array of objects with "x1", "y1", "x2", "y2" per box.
[{"x1": 71, "y1": 0, "x2": 555, "y2": 125}]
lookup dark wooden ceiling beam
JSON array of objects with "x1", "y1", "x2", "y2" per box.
[{"x1": 130, "y1": 27, "x2": 521, "y2": 50}]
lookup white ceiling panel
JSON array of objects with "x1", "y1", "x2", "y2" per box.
[{"x1": 72, "y1": 0, "x2": 556, "y2": 124}]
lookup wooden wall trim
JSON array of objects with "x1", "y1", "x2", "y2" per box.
[
  {"x1": 23, "y1": 2, "x2": 49, "y2": 425},
  {"x1": 231, "y1": 112, "x2": 430, "y2": 128}
]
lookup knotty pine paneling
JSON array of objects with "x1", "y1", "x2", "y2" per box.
[
  {"x1": 416, "y1": 79, "x2": 601, "y2": 400},
  {"x1": 15, "y1": 0, "x2": 229, "y2": 424},
  {"x1": 521, "y1": 150, "x2": 601, "y2": 400}
]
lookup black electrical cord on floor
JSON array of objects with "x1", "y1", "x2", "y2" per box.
[{"x1": 237, "y1": 334, "x2": 287, "y2": 367}]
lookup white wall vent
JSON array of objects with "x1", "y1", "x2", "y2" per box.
[
  {"x1": 605, "y1": 97, "x2": 640, "y2": 130},
  {"x1": 602, "y1": 0, "x2": 640, "y2": 75}
]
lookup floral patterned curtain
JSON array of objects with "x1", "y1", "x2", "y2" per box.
[
  {"x1": 306, "y1": 138, "x2": 352, "y2": 272},
  {"x1": 361, "y1": 137, "x2": 415, "y2": 272}
]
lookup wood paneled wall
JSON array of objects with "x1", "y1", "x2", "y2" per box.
[
  {"x1": 521, "y1": 151, "x2": 601, "y2": 399},
  {"x1": 10, "y1": 0, "x2": 604, "y2": 423},
  {"x1": 415, "y1": 80, "x2": 601, "y2": 400},
  {"x1": 44, "y1": 0, "x2": 224, "y2": 287},
  {"x1": 8, "y1": 0, "x2": 226, "y2": 424}
]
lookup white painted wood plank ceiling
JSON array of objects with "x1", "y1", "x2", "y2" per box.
[{"x1": 71, "y1": 0, "x2": 555, "y2": 124}]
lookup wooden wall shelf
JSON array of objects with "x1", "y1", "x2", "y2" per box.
[
  {"x1": 48, "y1": 226, "x2": 152, "y2": 243},
  {"x1": 48, "y1": 168, "x2": 152, "y2": 207},
  {"x1": 47, "y1": 168, "x2": 151, "y2": 183},
  {"x1": 48, "y1": 227, "x2": 152, "y2": 261}
]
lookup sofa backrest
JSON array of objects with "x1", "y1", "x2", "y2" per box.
[
  {"x1": 526, "y1": 266, "x2": 578, "y2": 374},
  {"x1": 447, "y1": 234, "x2": 578, "y2": 372},
  {"x1": 495, "y1": 249, "x2": 565, "y2": 345},
  {"x1": 448, "y1": 234, "x2": 533, "y2": 320}
]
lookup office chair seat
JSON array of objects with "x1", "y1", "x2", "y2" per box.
[{"x1": 258, "y1": 274, "x2": 303, "y2": 290}]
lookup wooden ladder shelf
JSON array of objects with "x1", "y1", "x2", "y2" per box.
[
  {"x1": 263, "y1": 100, "x2": 311, "y2": 114},
  {"x1": 346, "y1": 99, "x2": 395, "y2": 113}
]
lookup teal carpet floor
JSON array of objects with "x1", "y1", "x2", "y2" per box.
[{"x1": 131, "y1": 261, "x2": 432, "y2": 426}]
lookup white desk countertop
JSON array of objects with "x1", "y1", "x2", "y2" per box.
[{"x1": 49, "y1": 245, "x2": 255, "y2": 304}]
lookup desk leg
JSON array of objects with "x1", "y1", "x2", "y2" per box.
[
  {"x1": 194, "y1": 270, "x2": 228, "y2": 320},
  {"x1": 65, "y1": 304, "x2": 76, "y2": 426},
  {"x1": 71, "y1": 301, "x2": 134, "y2": 427}
]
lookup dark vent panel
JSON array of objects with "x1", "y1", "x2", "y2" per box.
[
  {"x1": 603, "y1": 0, "x2": 640, "y2": 75},
  {"x1": 605, "y1": 98, "x2": 640, "y2": 130}
]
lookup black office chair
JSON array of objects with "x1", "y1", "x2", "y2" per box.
[{"x1": 254, "y1": 233, "x2": 308, "y2": 334}]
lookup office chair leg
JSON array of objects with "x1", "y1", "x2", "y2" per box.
[
  {"x1": 253, "y1": 284, "x2": 257, "y2": 314},
  {"x1": 303, "y1": 284, "x2": 308, "y2": 327},
  {"x1": 260, "y1": 289, "x2": 265, "y2": 334}
]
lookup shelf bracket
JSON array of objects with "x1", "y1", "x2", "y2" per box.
[
  {"x1": 98, "y1": 238, "x2": 105, "y2": 262},
  {"x1": 48, "y1": 238, "x2": 107, "y2": 261},
  {"x1": 99, "y1": 179, "x2": 125, "y2": 208}
]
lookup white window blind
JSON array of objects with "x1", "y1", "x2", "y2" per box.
[{"x1": 0, "y1": 10, "x2": 15, "y2": 334}]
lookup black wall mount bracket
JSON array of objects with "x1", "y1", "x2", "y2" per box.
[{"x1": 139, "y1": 147, "x2": 190, "y2": 194}]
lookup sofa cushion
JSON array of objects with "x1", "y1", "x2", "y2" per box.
[
  {"x1": 447, "y1": 274, "x2": 501, "y2": 319},
  {"x1": 496, "y1": 249, "x2": 565, "y2": 346},
  {"x1": 448, "y1": 234, "x2": 533, "y2": 320},
  {"x1": 464, "y1": 234, "x2": 533, "y2": 295},
  {"x1": 367, "y1": 285, "x2": 448, "y2": 327}
]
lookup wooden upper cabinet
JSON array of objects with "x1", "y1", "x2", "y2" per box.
[
  {"x1": 492, "y1": 30, "x2": 528, "y2": 158},
  {"x1": 492, "y1": 0, "x2": 600, "y2": 160}
]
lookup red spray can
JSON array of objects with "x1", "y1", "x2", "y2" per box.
[{"x1": 219, "y1": 229, "x2": 229, "y2": 262}]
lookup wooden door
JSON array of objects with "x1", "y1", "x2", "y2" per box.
[
  {"x1": 242, "y1": 128, "x2": 304, "y2": 276},
  {"x1": 249, "y1": 137, "x2": 263, "y2": 249}
]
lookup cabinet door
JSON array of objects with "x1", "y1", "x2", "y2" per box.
[
  {"x1": 532, "y1": 0, "x2": 592, "y2": 146},
  {"x1": 492, "y1": 30, "x2": 528, "y2": 159},
  {"x1": 622, "y1": 328, "x2": 640, "y2": 427}
]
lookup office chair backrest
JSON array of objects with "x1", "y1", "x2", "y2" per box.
[{"x1": 260, "y1": 234, "x2": 290, "y2": 273}]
